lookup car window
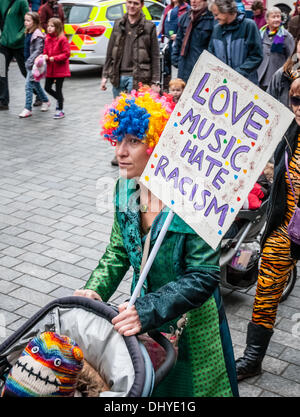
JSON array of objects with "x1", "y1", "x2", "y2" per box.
[
  {"x1": 106, "y1": 4, "x2": 124, "y2": 20},
  {"x1": 144, "y1": 1, "x2": 164, "y2": 20},
  {"x1": 63, "y1": 5, "x2": 92, "y2": 23}
]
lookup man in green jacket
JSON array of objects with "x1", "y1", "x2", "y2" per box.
[{"x1": 0, "y1": 0, "x2": 29, "y2": 109}]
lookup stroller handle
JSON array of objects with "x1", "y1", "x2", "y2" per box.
[{"x1": 147, "y1": 330, "x2": 177, "y2": 388}]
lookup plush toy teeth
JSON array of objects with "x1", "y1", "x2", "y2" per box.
[{"x1": 10, "y1": 355, "x2": 61, "y2": 396}]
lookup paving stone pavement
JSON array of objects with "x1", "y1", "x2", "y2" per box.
[{"x1": 0, "y1": 62, "x2": 300, "y2": 397}]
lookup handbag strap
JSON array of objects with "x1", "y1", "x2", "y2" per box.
[
  {"x1": 140, "y1": 231, "x2": 151, "y2": 273},
  {"x1": 134, "y1": 230, "x2": 151, "y2": 299},
  {"x1": 285, "y1": 150, "x2": 297, "y2": 206},
  {"x1": 139, "y1": 229, "x2": 188, "y2": 337}
]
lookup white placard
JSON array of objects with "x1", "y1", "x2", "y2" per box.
[{"x1": 141, "y1": 51, "x2": 294, "y2": 249}]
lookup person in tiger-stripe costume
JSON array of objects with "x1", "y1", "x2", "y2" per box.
[{"x1": 236, "y1": 77, "x2": 300, "y2": 381}]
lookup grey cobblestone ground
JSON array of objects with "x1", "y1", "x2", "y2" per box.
[{"x1": 0, "y1": 63, "x2": 299, "y2": 397}]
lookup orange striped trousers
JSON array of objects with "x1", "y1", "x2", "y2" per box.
[{"x1": 252, "y1": 224, "x2": 297, "y2": 329}]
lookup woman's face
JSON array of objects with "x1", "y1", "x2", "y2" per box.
[
  {"x1": 211, "y1": 4, "x2": 232, "y2": 25},
  {"x1": 291, "y1": 96, "x2": 300, "y2": 126},
  {"x1": 253, "y1": 8, "x2": 263, "y2": 16},
  {"x1": 267, "y1": 11, "x2": 282, "y2": 31},
  {"x1": 115, "y1": 134, "x2": 150, "y2": 179},
  {"x1": 24, "y1": 15, "x2": 34, "y2": 31}
]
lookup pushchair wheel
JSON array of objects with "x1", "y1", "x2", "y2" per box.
[{"x1": 280, "y1": 265, "x2": 297, "y2": 303}]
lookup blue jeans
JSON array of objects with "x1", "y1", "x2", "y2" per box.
[
  {"x1": 112, "y1": 75, "x2": 133, "y2": 98},
  {"x1": 25, "y1": 70, "x2": 48, "y2": 111}
]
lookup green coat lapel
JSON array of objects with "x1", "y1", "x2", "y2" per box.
[
  {"x1": 115, "y1": 178, "x2": 146, "y2": 294},
  {"x1": 115, "y1": 178, "x2": 198, "y2": 296}
]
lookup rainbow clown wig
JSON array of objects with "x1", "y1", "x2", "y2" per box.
[{"x1": 101, "y1": 86, "x2": 175, "y2": 154}]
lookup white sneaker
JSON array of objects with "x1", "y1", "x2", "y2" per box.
[
  {"x1": 40, "y1": 101, "x2": 50, "y2": 112},
  {"x1": 19, "y1": 109, "x2": 32, "y2": 118}
]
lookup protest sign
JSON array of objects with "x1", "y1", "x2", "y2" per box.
[{"x1": 140, "y1": 50, "x2": 294, "y2": 250}]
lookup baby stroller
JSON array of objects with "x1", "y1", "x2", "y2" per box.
[
  {"x1": 220, "y1": 199, "x2": 297, "y2": 302},
  {"x1": 0, "y1": 297, "x2": 177, "y2": 397},
  {"x1": 159, "y1": 41, "x2": 171, "y2": 93}
]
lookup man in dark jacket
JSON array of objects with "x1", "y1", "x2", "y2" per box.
[
  {"x1": 100, "y1": 0, "x2": 160, "y2": 165},
  {"x1": 172, "y1": 0, "x2": 214, "y2": 83},
  {"x1": 28, "y1": 0, "x2": 43, "y2": 12},
  {"x1": 100, "y1": 0, "x2": 160, "y2": 97},
  {"x1": 208, "y1": 0, "x2": 263, "y2": 84},
  {"x1": 0, "y1": 0, "x2": 29, "y2": 109},
  {"x1": 39, "y1": 0, "x2": 64, "y2": 31}
]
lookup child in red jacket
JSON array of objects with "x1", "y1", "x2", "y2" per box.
[{"x1": 43, "y1": 17, "x2": 70, "y2": 119}]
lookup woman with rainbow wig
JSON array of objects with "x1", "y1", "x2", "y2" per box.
[{"x1": 74, "y1": 87, "x2": 238, "y2": 397}]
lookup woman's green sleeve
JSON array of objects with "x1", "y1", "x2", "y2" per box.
[
  {"x1": 135, "y1": 233, "x2": 221, "y2": 332},
  {"x1": 84, "y1": 213, "x2": 131, "y2": 301}
]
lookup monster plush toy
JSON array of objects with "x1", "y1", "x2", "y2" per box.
[{"x1": 1, "y1": 332, "x2": 84, "y2": 397}]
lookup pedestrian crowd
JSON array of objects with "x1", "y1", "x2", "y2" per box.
[
  {"x1": 0, "y1": 0, "x2": 300, "y2": 398},
  {"x1": 0, "y1": 0, "x2": 68, "y2": 118}
]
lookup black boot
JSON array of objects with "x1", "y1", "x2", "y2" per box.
[{"x1": 236, "y1": 322, "x2": 273, "y2": 381}]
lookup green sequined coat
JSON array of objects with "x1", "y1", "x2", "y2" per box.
[{"x1": 85, "y1": 178, "x2": 239, "y2": 397}]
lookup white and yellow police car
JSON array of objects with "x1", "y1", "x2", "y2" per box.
[{"x1": 59, "y1": 0, "x2": 165, "y2": 65}]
